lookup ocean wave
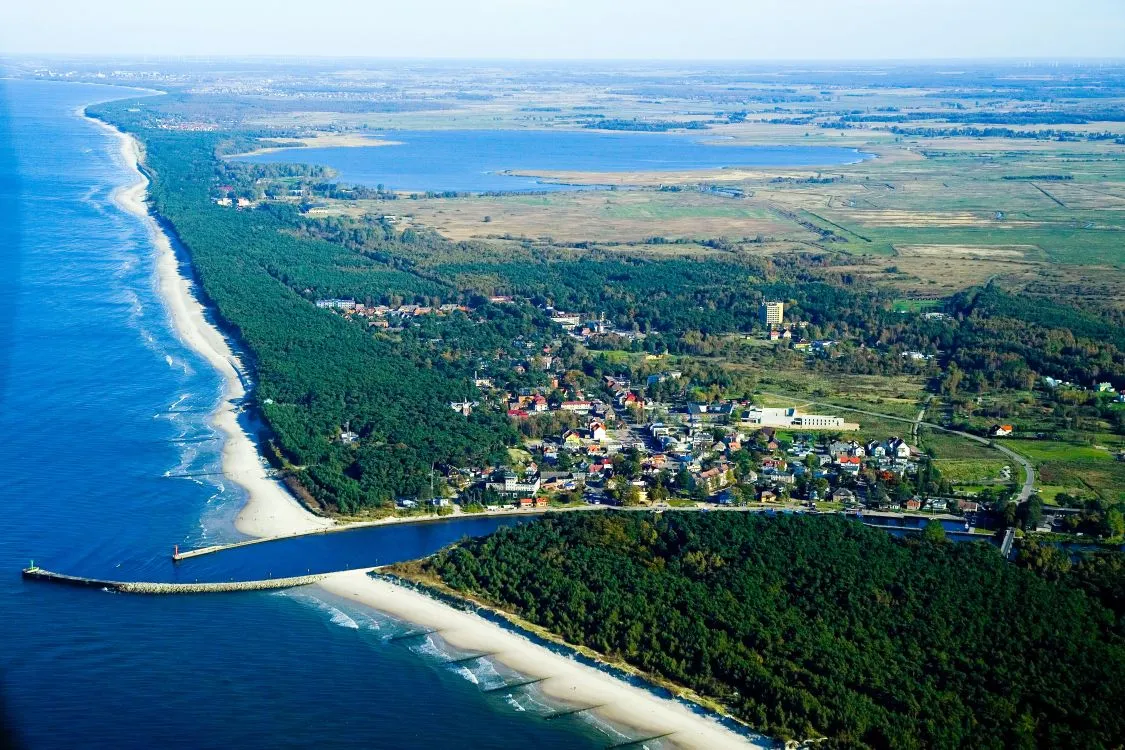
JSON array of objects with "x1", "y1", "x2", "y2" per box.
[
  {"x1": 464, "y1": 658, "x2": 506, "y2": 691},
  {"x1": 281, "y1": 590, "x2": 361, "y2": 630},
  {"x1": 577, "y1": 709, "x2": 634, "y2": 743},
  {"x1": 409, "y1": 633, "x2": 447, "y2": 660}
]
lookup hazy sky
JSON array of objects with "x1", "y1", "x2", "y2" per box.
[{"x1": 3, "y1": 0, "x2": 1124, "y2": 59}]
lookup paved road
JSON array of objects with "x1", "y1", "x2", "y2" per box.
[{"x1": 758, "y1": 391, "x2": 1036, "y2": 503}]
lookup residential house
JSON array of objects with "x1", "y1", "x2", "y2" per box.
[
  {"x1": 695, "y1": 466, "x2": 732, "y2": 495},
  {"x1": 889, "y1": 438, "x2": 912, "y2": 459}
]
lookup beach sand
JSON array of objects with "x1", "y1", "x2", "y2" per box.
[
  {"x1": 320, "y1": 571, "x2": 767, "y2": 749},
  {"x1": 88, "y1": 113, "x2": 333, "y2": 539},
  {"x1": 91, "y1": 110, "x2": 764, "y2": 748}
]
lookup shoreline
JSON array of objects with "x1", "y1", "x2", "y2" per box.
[
  {"x1": 88, "y1": 105, "x2": 765, "y2": 747},
  {"x1": 86, "y1": 111, "x2": 334, "y2": 540},
  {"x1": 224, "y1": 133, "x2": 404, "y2": 158},
  {"x1": 320, "y1": 571, "x2": 768, "y2": 749}
]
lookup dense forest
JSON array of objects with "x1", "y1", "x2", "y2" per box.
[
  {"x1": 1015, "y1": 538, "x2": 1125, "y2": 620},
  {"x1": 419, "y1": 512, "x2": 1125, "y2": 748},
  {"x1": 942, "y1": 284, "x2": 1125, "y2": 390}
]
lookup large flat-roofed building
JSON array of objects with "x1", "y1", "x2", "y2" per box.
[
  {"x1": 740, "y1": 406, "x2": 849, "y2": 430},
  {"x1": 760, "y1": 301, "x2": 784, "y2": 327}
]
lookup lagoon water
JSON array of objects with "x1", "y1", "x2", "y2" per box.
[
  {"x1": 241, "y1": 129, "x2": 872, "y2": 193},
  {"x1": 0, "y1": 80, "x2": 613, "y2": 749}
]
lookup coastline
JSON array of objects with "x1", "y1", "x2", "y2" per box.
[
  {"x1": 86, "y1": 111, "x2": 334, "y2": 540},
  {"x1": 320, "y1": 571, "x2": 767, "y2": 749},
  {"x1": 224, "y1": 133, "x2": 404, "y2": 158},
  {"x1": 88, "y1": 107, "x2": 765, "y2": 748}
]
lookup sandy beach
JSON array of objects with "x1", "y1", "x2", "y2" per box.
[
  {"x1": 321, "y1": 571, "x2": 766, "y2": 749},
  {"x1": 87, "y1": 113, "x2": 333, "y2": 539},
  {"x1": 224, "y1": 132, "x2": 403, "y2": 158}
]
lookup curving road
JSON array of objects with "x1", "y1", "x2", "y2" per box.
[{"x1": 757, "y1": 391, "x2": 1035, "y2": 503}]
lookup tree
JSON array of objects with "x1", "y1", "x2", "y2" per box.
[
  {"x1": 1105, "y1": 508, "x2": 1125, "y2": 538},
  {"x1": 622, "y1": 483, "x2": 643, "y2": 506},
  {"x1": 922, "y1": 519, "x2": 947, "y2": 543},
  {"x1": 1021, "y1": 494, "x2": 1045, "y2": 531}
]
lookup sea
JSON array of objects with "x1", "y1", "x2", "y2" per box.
[
  {"x1": 240, "y1": 128, "x2": 873, "y2": 193},
  {"x1": 0, "y1": 79, "x2": 625, "y2": 749}
]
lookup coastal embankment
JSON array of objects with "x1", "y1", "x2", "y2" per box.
[
  {"x1": 22, "y1": 566, "x2": 333, "y2": 594},
  {"x1": 320, "y1": 570, "x2": 767, "y2": 749},
  {"x1": 85, "y1": 112, "x2": 333, "y2": 539}
]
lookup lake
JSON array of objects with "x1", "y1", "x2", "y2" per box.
[{"x1": 239, "y1": 129, "x2": 873, "y2": 193}]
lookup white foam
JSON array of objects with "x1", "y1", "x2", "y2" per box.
[
  {"x1": 283, "y1": 590, "x2": 361, "y2": 630},
  {"x1": 329, "y1": 609, "x2": 360, "y2": 630},
  {"x1": 454, "y1": 665, "x2": 480, "y2": 685},
  {"x1": 410, "y1": 634, "x2": 447, "y2": 660}
]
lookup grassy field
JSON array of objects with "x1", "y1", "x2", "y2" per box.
[
  {"x1": 933, "y1": 459, "x2": 1011, "y2": 485},
  {"x1": 892, "y1": 298, "x2": 940, "y2": 313},
  {"x1": 754, "y1": 371, "x2": 928, "y2": 420},
  {"x1": 369, "y1": 190, "x2": 808, "y2": 245},
  {"x1": 917, "y1": 428, "x2": 1007, "y2": 462},
  {"x1": 1005, "y1": 438, "x2": 1125, "y2": 503},
  {"x1": 275, "y1": 91, "x2": 1125, "y2": 307}
]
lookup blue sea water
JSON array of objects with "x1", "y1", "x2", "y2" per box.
[
  {"x1": 0, "y1": 80, "x2": 617, "y2": 749},
  {"x1": 240, "y1": 129, "x2": 872, "y2": 193}
]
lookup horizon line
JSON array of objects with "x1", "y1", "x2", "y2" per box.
[{"x1": 5, "y1": 54, "x2": 1125, "y2": 65}]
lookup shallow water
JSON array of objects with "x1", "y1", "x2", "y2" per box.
[{"x1": 240, "y1": 128, "x2": 872, "y2": 193}]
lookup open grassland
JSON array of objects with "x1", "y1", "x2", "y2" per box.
[
  {"x1": 754, "y1": 370, "x2": 929, "y2": 419},
  {"x1": 335, "y1": 134, "x2": 1125, "y2": 303},
  {"x1": 917, "y1": 428, "x2": 1007, "y2": 462},
  {"x1": 1005, "y1": 438, "x2": 1125, "y2": 503},
  {"x1": 934, "y1": 459, "x2": 1012, "y2": 485},
  {"x1": 372, "y1": 190, "x2": 809, "y2": 244}
]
